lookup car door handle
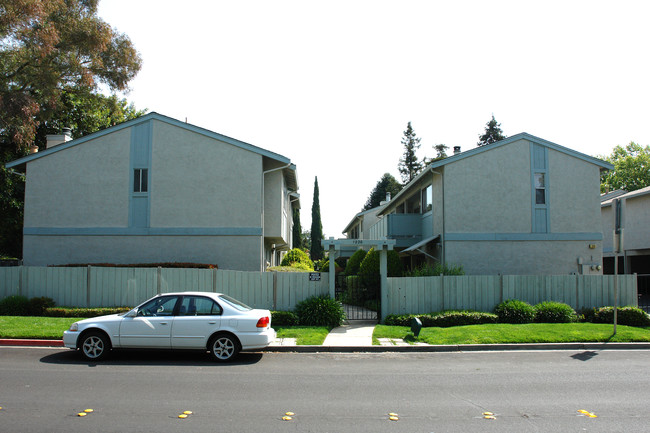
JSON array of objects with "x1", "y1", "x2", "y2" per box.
[
  {"x1": 209, "y1": 321, "x2": 217, "y2": 324},
  {"x1": 160, "y1": 322, "x2": 168, "y2": 325}
]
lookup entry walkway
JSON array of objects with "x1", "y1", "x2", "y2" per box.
[{"x1": 322, "y1": 320, "x2": 376, "y2": 346}]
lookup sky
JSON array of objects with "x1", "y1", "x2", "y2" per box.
[{"x1": 97, "y1": 0, "x2": 650, "y2": 238}]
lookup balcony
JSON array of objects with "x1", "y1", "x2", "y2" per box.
[{"x1": 368, "y1": 214, "x2": 422, "y2": 248}]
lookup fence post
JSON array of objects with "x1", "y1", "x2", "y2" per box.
[
  {"x1": 157, "y1": 266, "x2": 162, "y2": 294},
  {"x1": 86, "y1": 265, "x2": 91, "y2": 307},
  {"x1": 441, "y1": 275, "x2": 445, "y2": 311},
  {"x1": 273, "y1": 271, "x2": 277, "y2": 311},
  {"x1": 575, "y1": 273, "x2": 580, "y2": 310},
  {"x1": 18, "y1": 266, "x2": 23, "y2": 297},
  {"x1": 212, "y1": 268, "x2": 217, "y2": 293}
]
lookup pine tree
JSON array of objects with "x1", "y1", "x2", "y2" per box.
[
  {"x1": 477, "y1": 115, "x2": 506, "y2": 146},
  {"x1": 310, "y1": 177, "x2": 324, "y2": 260},
  {"x1": 423, "y1": 144, "x2": 449, "y2": 165},
  {"x1": 398, "y1": 122, "x2": 423, "y2": 184},
  {"x1": 363, "y1": 173, "x2": 403, "y2": 210}
]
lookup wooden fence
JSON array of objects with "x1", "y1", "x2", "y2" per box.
[
  {"x1": 386, "y1": 274, "x2": 638, "y2": 316},
  {"x1": 0, "y1": 267, "x2": 639, "y2": 315},
  {"x1": 0, "y1": 266, "x2": 329, "y2": 310}
]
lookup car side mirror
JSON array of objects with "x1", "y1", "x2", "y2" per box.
[{"x1": 125, "y1": 309, "x2": 138, "y2": 318}]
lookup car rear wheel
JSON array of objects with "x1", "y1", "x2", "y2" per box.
[
  {"x1": 80, "y1": 331, "x2": 110, "y2": 361},
  {"x1": 209, "y1": 334, "x2": 240, "y2": 362}
]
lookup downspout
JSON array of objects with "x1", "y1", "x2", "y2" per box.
[
  {"x1": 261, "y1": 163, "x2": 292, "y2": 270},
  {"x1": 430, "y1": 167, "x2": 445, "y2": 267}
]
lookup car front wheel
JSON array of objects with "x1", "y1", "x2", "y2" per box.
[
  {"x1": 80, "y1": 331, "x2": 110, "y2": 361},
  {"x1": 209, "y1": 334, "x2": 240, "y2": 362}
]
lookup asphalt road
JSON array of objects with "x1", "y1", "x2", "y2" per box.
[{"x1": 1, "y1": 347, "x2": 649, "y2": 432}]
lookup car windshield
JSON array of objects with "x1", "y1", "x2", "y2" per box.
[{"x1": 218, "y1": 295, "x2": 252, "y2": 311}]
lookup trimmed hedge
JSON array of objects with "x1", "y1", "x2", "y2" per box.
[
  {"x1": 592, "y1": 306, "x2": 650, "y2": 327},
  {"x1": 271, "y1": 310, "x2": 299, "y2": 326},
  {"x1": 384, "y1": 311, "x2": 498, "y2": 327},
  {"x1": 345, "y1": 249, "x2": 367, "y2": 275},
  {"x1": 534, "y1": 301, "x2": 577, "y2": 323},
  {"x1": 44, "y1": 307, "x2": 131, "y2": 318},
  {"x1": 53, "y1": 262, "x2": 217, "y2": 268},
  {"x1": 0, "y1": 295, "x2": 31, "y2": 316},
  {"x1": 494, "y1": 299, "x2": 536, "y2": 324},
  {"x1": 280, "y1": 248, "x2": 314, "y2": 270}
]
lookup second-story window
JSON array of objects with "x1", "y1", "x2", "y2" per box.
[
  {"x1": 134, "y1": 168, "x2": 148, "y2": 193},
  {"x1": 422, "y1": 184, "x2": 432, "y2": 213},
  {"x1": 534, "y1": 173, "x2": 545, "y2": 204}
]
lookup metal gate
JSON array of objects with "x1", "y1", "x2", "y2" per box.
[
  {"x1": 637, "y1": 274, "x2": 650, "y2": 313},
  {"x1": 335, "y1": 275, "x2": 379, "y2": 321}
]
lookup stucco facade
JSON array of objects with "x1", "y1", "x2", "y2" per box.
[
  {"x1": 345, "y1": 133, "x2": 612, "y2": 275},
  {"x1": 601, "y1": 186, "x2": 650, "y2": 274},
  {"x1": 8, "y1": 113, "x2": 298, "y2": 271}
]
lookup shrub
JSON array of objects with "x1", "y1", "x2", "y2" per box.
[
  {"x1": 28, "y1": 296, "x2": 56, "y2": 316},
  {"x1": 0, "y1": 295, "x2": 31, "y2": 316},
  {"x1": 494, "y1": 299, "x2": 535, "y2": 324},
  {"x1": 403, "y1": 263, "x2": 465, "y2": 277},
  {"x1": 266, "y1": 266, "x2": 312, "y2": 273},
  {"x1": 271, "y1": 310, "x2": 299, "y2": 326},
  {"x1": 359, "y1": 247, "x2": 402, "y2": 287},
  {"x1": 591, "y1": 306, "x2": 650, "y2": 327},
  {"x1": 534, "y1": 301, "x2": 577, "y2": 323},
  {"x1": 44, "y1": 307, "x2": 131, "y2": 318},
  {"x1": 384, "y1": 311, "x2": 498, "y2": 327},
  {"x1": 318, "y1": 259, "x2": 343, "y2": 273},
  {"x1": 280, "y1": 248, "x2": 314, "y2": 270},
  {"x1": 294, "y1": 295, "x2": 345, "y2": 328},
  {"x1": 345, "y1": 249, "x2": 367, "y2": 275}
]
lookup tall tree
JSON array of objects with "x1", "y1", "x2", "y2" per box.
[
  {"x1": 0, "y1": 0, "x2": 142, "y2": 258},
  {"x1": 398, "y1": 121, "x2": 423, "y2": 184},
  {"x1": 1, "y1": 0, "x2": 142, "y2": 152},
  {"x1": 310, "y1": 177, "x2": 324, "y2": 261},
  {"x1": 292, "y1": 207, "x2": 302, "y2": 249},
  {"x1": 423, "y1": 144, "x2": 449, "y2": 165},
  {"x1": 600, "y1": 142, "x2": 650, "y2": 193},
  {"x1": 477, "y1": 115, "x2": 506, "y2": 146},
  {"x1": 363, "y1": 173, "x2": 403, "y2": 210}
]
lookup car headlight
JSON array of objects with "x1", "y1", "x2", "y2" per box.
[{"x1": 69, "y1": 323, "x2": 79, "y2": 332}]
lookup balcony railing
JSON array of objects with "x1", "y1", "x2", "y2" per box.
[{"x1": 368, "y1": 214, "x2": 422, "y2": 247}]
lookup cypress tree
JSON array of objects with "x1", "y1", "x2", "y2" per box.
[
  {"x1": 292, "y1": 207, "x2": 302, "y2": 249},
  {"x1": 310, "y1": 177, "x2": 324, "y2": 260}
]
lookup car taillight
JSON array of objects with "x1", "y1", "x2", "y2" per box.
[{"x1": 256, "y1": 316, "x2": 270, "y2": 328}]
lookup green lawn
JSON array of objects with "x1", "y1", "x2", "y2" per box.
[
  {"x1": 0, "y1": 316, "x2": 331, "y2": 345},
  {"x1": 0, "y1": 316, "x2": 80, "y2": 339},
  {"x1": 373, "y1": 323, "x2": 650, "y2": 345},
  {"x1": 275, "y1": 326, "x2": 330, "y2": 345}
]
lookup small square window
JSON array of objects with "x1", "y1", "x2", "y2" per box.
[
  {"x1": 535, "y1": 188, "x2": 546, "y2": 205},
  {"x1": 534, "y1": 173, "x2": 545, "y2": 188}
]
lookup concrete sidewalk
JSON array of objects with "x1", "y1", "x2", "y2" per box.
[{"x1": 4, "y1": 323, "x2": 650, "y2": 352}]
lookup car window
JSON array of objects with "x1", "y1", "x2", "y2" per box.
[
  {"x1": 218, "y1": 295, "x2": 252, "y2": 311},
  {"x1": 137, "y1": 296, "x2": 178, "y2": 317},
  {"x1": 178, "y1": 296, "x2": 222, "y2": 316}
]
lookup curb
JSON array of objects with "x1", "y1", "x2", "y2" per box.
[
  {"x1": 264, "y1": 342, "x2": 650, "y2": 353},
  {"x1": 2, "y1": 339, "x2": 650, "y2": 352},
  {"x1": 0, "y1": 339, "x2": 64, "y2": 347}
]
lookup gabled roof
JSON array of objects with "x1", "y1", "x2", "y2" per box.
[
  {"x1": 380, "y1": 132, "x2": 614, "y2": 215},
  {"x1": 342, "y1": 204, "x2": 387, "y2": 234},
  {"x1": 6, "y1": 112, "x2": 292, "y2": 170}
]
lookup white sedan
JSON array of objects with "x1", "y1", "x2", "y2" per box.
[{"x1": 63, "y1": 292, "x2": 276, "y2": 362}]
